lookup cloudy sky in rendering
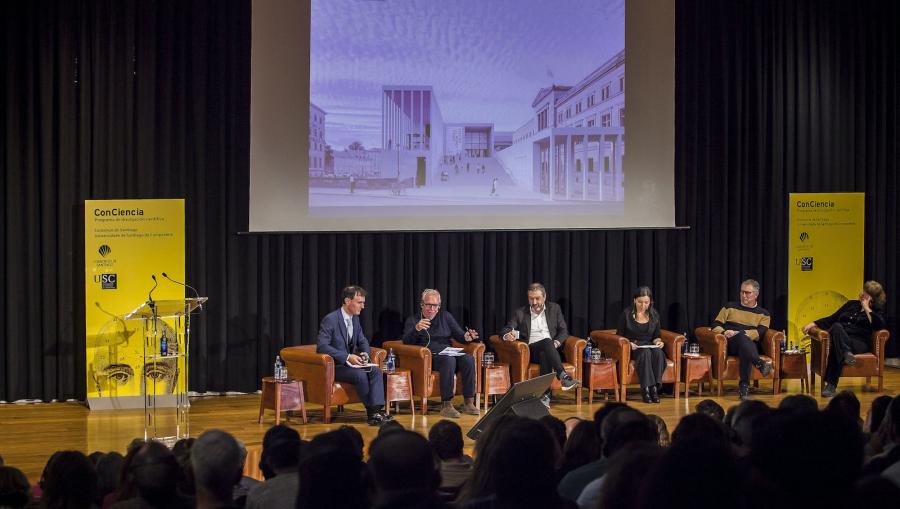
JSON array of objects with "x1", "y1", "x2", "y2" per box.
[{"x1": 310, "y1": 0, "x2": 624, "y2": 151}]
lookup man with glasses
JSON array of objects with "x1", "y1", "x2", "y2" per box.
[
  {"x1": 499, "y1": 282, "x2": 580, "y2": 408},
  {"x1": 402, "y1": 289, "x2": 479, "y2": 418},
  {"x1": 709, "y1": 279, "x2": 773, "y2": 400}
]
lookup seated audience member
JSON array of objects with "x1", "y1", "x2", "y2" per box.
[
  {"x1": 456, "y1": 414, "x2": 520, "y2": 504},
  {"x1": 459, "y1": 417, "x2": 576, "y2": 509},
  {"x1": 777, "y1": 394, "x2": 818, "y2": 415},
  {"x1": 427, "y1": 420, "x2": 473, "y2": 498},
  {"x1": 377, "y1": 419, "x2": 405, "y2": 437},
  {"x1": 866, "y1": 395, "x2": 894, "y2": 435},
  {"x1": 556, "y1": 402, "x2": 627, "y2": 501},
  {"x1": 104, "y1": 438, "x2": 147, "y2": 508},
  {"x1": 369, "y1": 430, "x2": 450, "y2": 509},
  {"x1": 246, "y1": 425, "x2": 302, "y2": 509},
  {"x1": 339, "y1": 425, "x2": 365, "y2": 459},
  {"x1": 305, "y1": 428, "x2": 364, "y2": 461},
  {"x1": 88, "y1": 451, "x2": 105, "y2": 465},
  {"x1": 616, "y1": 286, "x2": 667, "y2": 403},
  {"x1": 802, "y1": 280, "x2": 887, "y2": 397},
  {"x1": 172, "y1": 438, "x2": 196, "y2": 498},
  {"x1": 191, "y1": 429, "x2": 245, "y2": 509},
  {"x1": 730, "y1": 400, "x2": 770, "y2": 455},
  {"x1": 861, "y1": 396, "x2": 900, "y2": 480},
  {"x1": 558, "y1": 406, "x2": 654, "y2": 501},
  {"x1": 824, "y1": 390, "x2": 863, "y2": 429},
  {"x1": 639, "y1": 439, "x2": 740, "y2": 509},
  {"x1": 297, "y1": 449, "x2": 368, "y2": 509},
  {"x1": 671, "y1": 413, "x2": 730, "y2": 448},
  {"x1": 540, "y1": 415, "x2": 567, "y2": 451},
  {"x1": 557, "y1": 420, "x2": 601, "y2": 482},
  {"x1": 576, "y1": 415, "x2": 659, "y2": 508},
  {"x1": 232, "y1": 438, "x2": 261, "y2": 506},
  {"x1": 695, "y1": 399, "x2": 726, "y2": 422},
  {"x1": 499, "y1": 283, "x2": 580, "y2": 408},
  {"x1": 109, "y1": 441, "x2": 191, "y2": 509},
  {"x1": 596, "y1": 443, "x2": 664, "y2": 509},
  {"x1": 40, "y1": 451, "x2": 98, "y2": 509},
  {"x1": 751, "y1": 409, "x2": 864, "y2": 509},
  {"x1": 709, "y1": 279, "x2": 773, "y2": 401},
  {"x1": 0, "y1": 466, "x2": 32, "y2": 509},
  {"x1": 647, "y1": 414, "x2": 670, "y2": 447},
  {"x1": 403, "y1": 288, "x2": 479, "y2": 417},
  {"x1": 563, "y1": 417, "x2": 582, "y2": 438},
  {"x1": 94, "y1": 451, "x2": 124, "y2": 507}
]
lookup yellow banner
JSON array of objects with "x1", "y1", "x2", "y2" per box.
[
  {"x1": 85, "y1": 199, "x2": 185, "y2": 404},
  {"x1": 788, "y1": 193, "x2": 865, "y2": 349}
]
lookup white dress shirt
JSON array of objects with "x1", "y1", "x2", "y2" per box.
[{"x1": 529, "y1": 307, "x2": 551, "y2": 344}]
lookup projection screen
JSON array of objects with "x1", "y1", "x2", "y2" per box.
[{"x1": 249, "y1": 0, "x2": 674, "y2": 231}]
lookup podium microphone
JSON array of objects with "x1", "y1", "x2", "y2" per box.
[
  {"x1": 161, "y1": 272, "x2": 203, "y2": 311},
  {"x1": 148, "y1": 274, "x2": 158, "y2": 309}
]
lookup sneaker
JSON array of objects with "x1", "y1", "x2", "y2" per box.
[
  {"x1": 822, "y1": 382, "x2": 837, "y2": 398},
  {"x1": 379, "y1": 411, "x2": 394, "y2": 422},
  {"x1": 843, "y1": 353, "x2": 857, "y2": 366},
  {"x1": 560, "y1": 374, "x2": 580, "y2": 391},
  {"x1": 366, "y1": 413, "x2": 385, "y2": 426},
  {"x1": 757, "y1": 360, "x2": 773, "y2": 377},
  {"x1": 440, "y1": 402, "x2": 461, "y2": 419},
  {"x1": 738, "y1": 382, "x2": 750, "y2": 401},
  {"x1": 540, "y1": 394, "x2": 551, "y2": 409}
]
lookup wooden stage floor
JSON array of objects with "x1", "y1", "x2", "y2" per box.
[{"x1": 2, "y1": 370, "x2": 898, "y2": 482}]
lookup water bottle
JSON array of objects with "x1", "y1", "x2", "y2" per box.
[
  {"x1": 386, "y1": 348, "x2": 396, "y2": 373},
  {"x1": 160, "y1": 333, "x2": 168, "y2": 357},
  {"x1": 583, "y1": 341, "x2": 592, "y2": 363},
  {"x1": 274, "y1": 355, "x2": 284, "y2": 382},
  {"x1": 780, "y1": 331, "x2": 787, "y2": 352}
]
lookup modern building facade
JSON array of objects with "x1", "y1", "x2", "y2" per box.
[
  {"x1": 309, "y1": 102, "x2": 327, "y2": 177},
  {"x1": 381, "y1": 86, "x2": 445, "y2": 184}
]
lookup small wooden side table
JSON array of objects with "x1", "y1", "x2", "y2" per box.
[
  {"x1": 482, "y1": 363, "x2": 511, "y2": 411},
  {"x1": 779, "y1": 351, "x2": 810, "y2": 394},
  {"x1": 258, "y1": 377, "x2": 307, "y2": 425},
  {"x1": 584, "y1": 359, "x2": 619, "y2": 404},
  {"x1": 682, "y1": 353, "x2": 713, "y2": 398},
  {"x1": 384, "y1": 369, "x2": 415, "y2": 416}
]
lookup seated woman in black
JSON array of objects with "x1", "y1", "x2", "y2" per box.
[
  {"x1": 616, "y1": 286, "x2": 666, "y2": 403},
  {"x1": 802, "y1": 280, "x2": 887, "y2": 397}
]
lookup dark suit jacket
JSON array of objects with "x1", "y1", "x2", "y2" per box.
[
  {"x1": 499, "y1": 302, "x2": 569, "y2": 344},
  {"x1": 316, "y1": 308, "x2": 371, "y2": 365}
]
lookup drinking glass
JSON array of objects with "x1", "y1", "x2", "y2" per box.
[
  {"x1": 483, "y1": 352, "x2": 494, "y2": 368},
  {"x1": 690, "y1": 343, "x2": 700, "y2": 356}
]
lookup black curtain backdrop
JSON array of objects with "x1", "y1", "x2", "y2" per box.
[{"x1": 1, "y1": 0, "x2": 897, "y2": 401}]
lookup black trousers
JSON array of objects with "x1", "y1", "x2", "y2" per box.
[
  {"x1": 432, "y1": 354, "x2": 476, "y2": 401},
  {"x1": 824, "y1": 323, "x2": 870, "y2": 386},
  {"x1": 633, "y1": 347, "x2": 666, "y2": 388},
  {"x1": 528, "y1": 337, "x2": 566, "y2": 377},
  {"x1": 726, "y1": 334, "x2": 761, "y2": 384},
  {"x1": 334, "y1": 364, "x2": 385, "y2": 410}
]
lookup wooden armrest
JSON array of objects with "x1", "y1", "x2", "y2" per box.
[
  {"x1": 660, "y1": 330, "x2": 685, "y2": 361},
  {"x1": 563, "y1": 335, "x2": 587, "y2": 364},
  {"x1": 280, "y1": 346, "x2": 332, "y2": 367},
  {"x1": 761, "y1": 329, "x2": 782, "y2": 360},
  {"x1": 382, "y1": 340, "x2": 430, "y2": 360},
  {"x1": 694, "y1": 327, "x2": 726, "y2": 358},
  {"x1": 873, "y1": 330, "x2": 890, "y2": 361},
  {"x1": 489, "y1": 335, "x2": 529, "y2": 382},
  {"x1": 808, "y1": 327, "x2": 828, "y2": 343}
]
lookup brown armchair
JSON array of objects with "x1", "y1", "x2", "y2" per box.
[
  {"x1": 694, "y1": 327, "x2": 783, "y2": 396},
  {"x1": 381, "y1": 339, "x2": 484, "y2": 414},
  {"x1": 590, "y1": 329, "x2": 684, "y2": 401},
  {"x1": 809, "y1": 327, "x2": 890, "y2": 395},
  {"x1": 487, "y1": 335, "x2": 585, "y2": 402},
  {"x1": 280, "y1": 345, "x2": 386, "y2": 424}
]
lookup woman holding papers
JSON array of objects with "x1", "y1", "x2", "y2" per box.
[{"x1": 616, "y1": 286, "x2": 666, "y2": 403}]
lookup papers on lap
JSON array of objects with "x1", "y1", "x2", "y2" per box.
[
  {"x1": 439, "y1": 347, "x2": 466, "y2": 356},
  {"x1": 633, "y1": 343, "x2": 663, "y2": 349}
]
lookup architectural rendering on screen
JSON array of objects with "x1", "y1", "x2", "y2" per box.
[{"x1": 309, "y1": 0, "x2": 624, "y2": 215}]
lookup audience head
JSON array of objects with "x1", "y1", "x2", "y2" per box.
[
  {"x1": 598, "y1": 442, "x2": 663, "y2": 509},
  {"x1": 260, "y1": 424, "x2": 302, "y2": 477},
  {"x1": 778, "y1": 394, "x2": 819, "y2": 415},
  {"x1": 695, "y1": 399, "x2": 725, "y2": 421},
  {"x1": 368, "y1": 430, "x2": 440, "y2": 498},
  {"x1": 563, "y1": 416, "x2": 582, "y2": 437},
  {"x1": 339, "y1": 425, "x2": 365, "y2": 458},
  {"x1": 297, "y1": 449, "x2": 367, "y2": 509},
  {"x1": 671, "y1": 412, "x2": 729, "y2": 448},
  {"x1": 0, "y1": 466, "x2": 31, "y2": 509},
  {"x1": 593, "y1": 401, "x2": 628, "y2": 444},
  {"x1": 130, "y1": 440, "x2": 182, "y2": 506},
  {"x1": 751, "y1": 409, "x2": 864, "y2": 507},
  {"x1": 731, "y1": 399, "x2": 770, "y2": 449},
  {"x1": 428, "y1": 419, "x2": 465, "y2": 461},
  {"x1": 112, "y1": 438, "x2": 148, "y2": 502},
  {"x1": 171, "y1": 438, "x2": 196, "y2": 496},
  {"x1": 377, "y1": 419, "x2": 405, "y2": 437},
  {"x1": 306, "y1": 428, "x2": 364, "y2": 461},
  {"x1": 646, "y1": 414, "x2": 670, "y2": 447},
  {"x1": 458, "y1": 413, "x2": 520, "y2": 503},
  {"x1": 825, "y1": 390, "x2": 862, "y2": 428},
  {"x1": 560, "y1": 419, "x2": 602, "y2": 473},
  {"x1": 538, "y1": 414, "x2": 567, "y2": 451},
  {"x1": 95, "y1": 451, "x2": 124, "y2": 503},
  {"x1": 40, "y1": 450, "x2": 97, "y2": 509},
  {"x1": 640, "y1": 438, "x2": 739, "y2": 509},
  {"x1": 487, "y1": 417, "x2": 562, "y2": 506},
  {"x1": 865, "y1": 395, "x2": 893, "y2": 434},
  {"x1": 601, "y1": 407, "x2": 658, "y2": 458},
  {"x1": 191, "y1": 429, "x2": 244, "y2": 503},
  {"x1": 88, "y1": 451, "x2": 104, "y2": 465}
]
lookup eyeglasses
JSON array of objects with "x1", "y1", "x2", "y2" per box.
[{"x1": 422, "y1": 303, "x2": 441, "y2": 309}]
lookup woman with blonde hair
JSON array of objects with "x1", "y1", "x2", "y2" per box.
[{"x1": 802, "y1": 280, "x2": 887, "y2": 397}]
